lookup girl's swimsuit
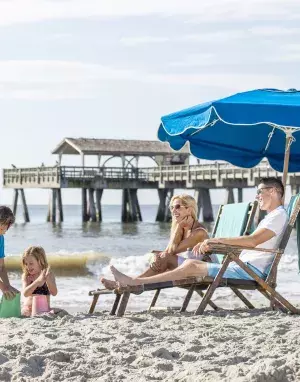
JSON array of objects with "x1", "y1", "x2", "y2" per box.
[{"x1": 32, "y1": 282, "x2": 50, "y2": 295}]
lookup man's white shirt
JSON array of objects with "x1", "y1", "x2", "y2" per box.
[{"x1": 239, "y1": 206, "x2": 288, "y2": 273}]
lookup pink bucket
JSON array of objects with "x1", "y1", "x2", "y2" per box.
[{"x1": 31, "y1": 295, "x2": 50, "y2": 316}]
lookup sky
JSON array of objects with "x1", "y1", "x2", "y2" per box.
[{"x1": 0, "y1": 0, "x2": 299, "y2": 206}]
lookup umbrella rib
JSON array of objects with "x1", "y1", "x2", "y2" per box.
[{"x1": 263, "y1": 126, "x2": 276, "y2": 153}]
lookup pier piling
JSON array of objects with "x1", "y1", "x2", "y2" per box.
[
  {"x1": 156, "y1": 189, "x2": 173, "y2": 222},
  {"x1": 195, "y1": 189, "x2": 214, "y2": 223},
  {"x1": 95, "y1": 189, "x2": 103, "y2": 222},
  {"x1": 88, "y1": 188, "x2": 97, "y2": 222},
  {"x1": 12, "y1": 188, "x2": 30, "y2": 222},
  {"x1": 82, "y1": 188, "x2": 89, "y2": 222},
  {"x1": 122, "y1": 189, "x2": 142, "y2": 222},
  {"x1": 224, "y1": 188, "x2": 235, "y2": 204}
]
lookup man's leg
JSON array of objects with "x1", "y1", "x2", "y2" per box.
[{"x1": 102, "y1": 259, "x2": 208, "y2": 287}]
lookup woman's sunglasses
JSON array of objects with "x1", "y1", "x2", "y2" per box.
[{"x1": 170, "y1": 204, "x2": 187, "y2": 211}]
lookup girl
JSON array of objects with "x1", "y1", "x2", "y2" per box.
[{"x1": 21, "y1": 246, "x2": 57, "y2": 316}]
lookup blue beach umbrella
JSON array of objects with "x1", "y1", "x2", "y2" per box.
[{"x1": 158, "y1": 88, "x2": 300, "y2": 190}]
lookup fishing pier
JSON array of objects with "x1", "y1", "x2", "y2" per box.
[{"x1": 3, "y1": 138, "x2": 300, "y2": 223}]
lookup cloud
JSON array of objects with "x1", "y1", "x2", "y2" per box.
[
  {"x1": 249, "y1": 26, "x2": 300, "y2": 37},
  {"x1": 266, "y1": 43, "x2": 300, "y2": 63},
  {"x1": 120, "y1": 36, "x2": 170, "y2": 46},
  {"x1": 169, "y1": 54, "x2": 215, "y2": 67},
  {"x1": 267, "y1": 54, "x2": 300, "y2": 64},
  {"x1": 0, "y1": 60, "x2": 286, "y2": 100},
  {"x1": 0, "y1": 60, "x2": 136, "y2": 99},
  {"x1": 145, "y1": 72, "x2": 285, "y2": 90},
  {"x1": 180, "y1": 30, "x2": 247, "y2": 43},
  {"x1": 0, "y1": 0, "x2": 300, "y2": 26}
]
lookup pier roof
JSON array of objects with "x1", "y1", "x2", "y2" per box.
[{"x1": 52, "y1": 138, "x2": 190, "y2": 156}]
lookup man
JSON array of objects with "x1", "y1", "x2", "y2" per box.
[
  {"x1": 101, "y1": 177, "x2": 288, "y2": 287},
  {"x1": 0, "y1": 206, "x2": 19, "y2": 299}
]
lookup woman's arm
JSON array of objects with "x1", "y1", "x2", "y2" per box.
[
  {"x1": 172, "y1": 228, "x2": 208, "y2": 255},
  {"x1": 165, "y1": 223, "x2": 184, "y2": 253},
  {"x1": 46, "y1": 270, "x2": 58, "y2": 296}
]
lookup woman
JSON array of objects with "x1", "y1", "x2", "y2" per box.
[{"x1": 101, "y1": 194, "x2": 208, "y2": 290}]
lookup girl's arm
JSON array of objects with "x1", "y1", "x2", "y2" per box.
[
  {"x1": 45, "y1": 270, "x2": 58, "y2": 296},
  {"x1": 22, "y1": 271, "x2": 46, "y2": 297}
]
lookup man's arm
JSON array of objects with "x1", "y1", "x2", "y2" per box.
[
  {"x1": 193, "y1": 228, "x2": 276, "y2": 255},
  {"x1": 0, "y1": 258, "x2": 19, "y2": 299},
  {"x1": 0, "y1": 258, "x2": 10, "y2": 286}
]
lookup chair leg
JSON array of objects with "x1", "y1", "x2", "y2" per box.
[
  {"x1": 180, "y1": 285, "x2": 195, "y2": 312},
  {"x1": 258, "y1": 288, "x2": 288, "y2": 314},
  {"x1": 231, "y1": 288, "x2": 255, "y2": 309},
  {"x1": 195, "y1": 256, "x2": 232, "y2": 315},
  {"x1": 196, "y1": 290, "x2": 219, "y2": 311},
  {"x1": 110, "y1": 294, "x2": 121, "y2": 315},
  {"x1": 117, "y1": 292, "x2": 130, "y2": 317},
  {"x1": 148, "y1": 289, "x2": 161, "y2": 312},
  {"x1": 232, "y1": 255, "x2": 299, "y2": 314},
  {"x1": 268, "y1": 282, "x2": 277, "y2": 310},
  {"x1": 88, "y1": 294, "x2": 100, "y2": 314}
]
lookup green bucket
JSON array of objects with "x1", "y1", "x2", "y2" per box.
[{"x1": 0, "y1": 293, "x2": 21, "y2": 318}]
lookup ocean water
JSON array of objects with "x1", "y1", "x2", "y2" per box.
[{"x1": 5, "y1": 205, "x2": 300, "y2": 313}]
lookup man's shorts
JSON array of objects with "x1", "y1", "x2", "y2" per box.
[{"x1": 207, "y1": 262, "x2": 267, "y2": 280}]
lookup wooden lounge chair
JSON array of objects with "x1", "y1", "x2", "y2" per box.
[
  {"x1": 88, "y1": 201, "x2": 257, "y2": 315},
  {"x1": 101, "y1": 194, "x2": 300, "y2": 316}
]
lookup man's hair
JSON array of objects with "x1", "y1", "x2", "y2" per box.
[
  {"x1": 259, "y1": 177, "x2": 284, "y2": 197},
  {"x1": 0, "y1": 206, "x2": 15, "y2": 227}
]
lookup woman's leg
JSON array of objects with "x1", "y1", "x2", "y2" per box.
[
  {"x1": 137, "y1": 254, "x2": 179, "y2": 278},
  {"x1": 101, "y1": 255, "x2": 180, "y2": 289},
  {"x1": 101, "y1": 259, "x2": 208, "y2": 287}
]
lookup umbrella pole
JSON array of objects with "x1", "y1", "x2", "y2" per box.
[{"x1": 282, "y1": 133, "x2": 293, "y2": 203}]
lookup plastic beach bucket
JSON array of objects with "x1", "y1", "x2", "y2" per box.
[
  {"x1": 0, "y1": 293, "x2": 21, "y2": 318},
  {"x1": 32, "y1": 295, "x2": 50, "y2": 316}
]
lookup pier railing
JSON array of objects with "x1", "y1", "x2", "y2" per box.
[{"x1": 3, "y1": 162, "x2": 297, "y2": 189}]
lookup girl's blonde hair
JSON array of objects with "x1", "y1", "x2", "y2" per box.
[
  {"x1": 169, "y1": 194, "x2": 198, "y2": 236},
  {"x1": 22, "y1": 246, "x2": 48, "y2": 276}
]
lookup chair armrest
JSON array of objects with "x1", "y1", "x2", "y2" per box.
[{"x1": 207, "y1": 243, "x2": 283, "y2": 255}]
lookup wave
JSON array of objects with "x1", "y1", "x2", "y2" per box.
[
  {"x1": 6, "y1": 251, "x2": 111, "y2": 276},
  {"x1": 6, "y1": 247, "x2": 300, "y2": 279}
]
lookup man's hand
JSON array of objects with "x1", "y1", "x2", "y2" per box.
[
  {"x1": 192, "y1": 239, "x2": 219, "y2": 256},
  {"x1": 2, "y1": 285, "x2": 19, "y2": 300}
]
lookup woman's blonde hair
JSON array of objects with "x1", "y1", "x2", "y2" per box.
[
  {"x1": 22, "y1": 246, "x2": 48, "y2": 276},
  {"x1": 169, "y1": 194, "x2": 198, "y2": 235}
]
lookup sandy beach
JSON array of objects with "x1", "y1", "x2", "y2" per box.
[{"x1": 0, "y1": 308, "x2": 300, "y2": 382}]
